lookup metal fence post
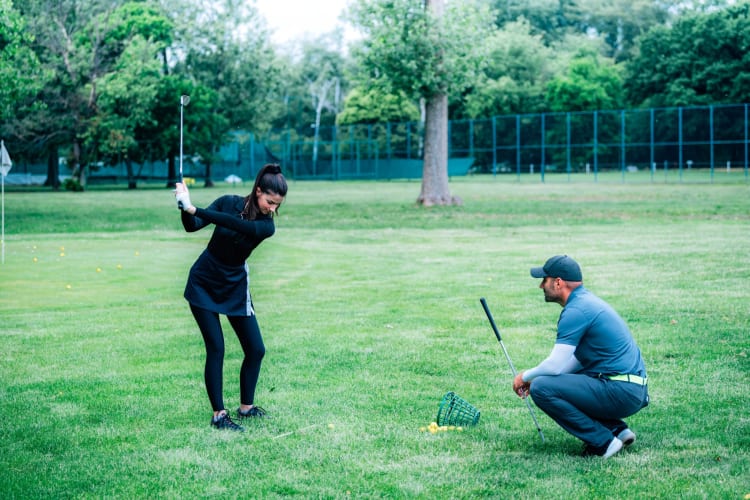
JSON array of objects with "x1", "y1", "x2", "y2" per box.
[
  {"x1": 710, "y1": 105, "x2": 715, "y2": 183},
  {"x1": 566, "y1": 112, "x2": 571, "y2": 181},
  {"x1": 492, "y1": 116, "x2": 497, "y2": 177},
  {"x1": 540, "y1": 113, "x2": 546, "y2": 183},
  {"x1": 515, "y1": 115, "x2": 521, "y2": 181},
  {"x1": 621, "y1": 110, "x2": 626, "y2": 183},
  {"x1": 593, "y1": 110, "x2": 598, "y2": 182},
  {"x1": 745, "y1": 103, "x2": 749, "y2": 181},
  {"x1": 650, "y1": 109, "x2": 655, "y2": 183},
  {"x1": 679, "y1": 106, "x2": 684, "y2": 183}
]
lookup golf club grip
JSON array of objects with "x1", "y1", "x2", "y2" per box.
[
  {"x1": 481, "y1": 297, "x2": 519, "y2": 375},
  {"x1": 480, "y1": 297, "x2": 503, "y2": 343}
]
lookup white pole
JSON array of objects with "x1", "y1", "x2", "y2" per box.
[
  {"x1": 1, "y1": 171, "x2": 4, "y2": 264},
  {"x1": 0, "y1": 139, "x2": 10, "y2": 265}
]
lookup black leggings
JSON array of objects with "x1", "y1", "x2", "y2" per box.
[{"x1": 190, "y1": 304, "x2": 266, "y2": 412}]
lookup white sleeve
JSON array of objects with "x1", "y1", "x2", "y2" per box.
[{"x1": 522, "y1": 344, "x2": 581, "y2": 382}]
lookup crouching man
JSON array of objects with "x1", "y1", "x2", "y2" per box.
[{"x1": 513, "y1": 255, "x2": 649, "y2": 458}]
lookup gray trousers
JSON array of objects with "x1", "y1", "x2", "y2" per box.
[{"x1": 530, "y1": 374, "x2": 649, "y2": 449}]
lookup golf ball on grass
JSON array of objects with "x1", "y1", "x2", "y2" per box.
[{"x1": 422, "y1": 422, "x2": 463, "y2": 434}]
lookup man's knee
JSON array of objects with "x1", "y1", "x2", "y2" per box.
[{"x1": 528, "y1": 376, "x2": 557, "y2": 407}]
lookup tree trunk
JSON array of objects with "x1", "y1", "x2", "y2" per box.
[
  {"x1": 418, "y1": 0, "x2": 460, "y2": 207},
  {"x1": 417, "y1": 93, "x2": 461, "y2": 206},
  {"x1": 73, "y1": 140, "x2": 86, "y2": 190},
  {"x1": 44, "y1": 146, "x2": 61, "y2": 190},
  {"x1": 125, "y1": 157, "x2": 137, "y2": 189},
  {"x1": 204, "y1": 161, "x2": 214, "y2": 187}
]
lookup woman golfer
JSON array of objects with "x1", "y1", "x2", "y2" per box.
[{"x1": 174, "y1": 164, "x2": 287, "y2": 432}]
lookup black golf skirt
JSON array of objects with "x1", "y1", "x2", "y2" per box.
[{"x1": 184, "y1": 250, "x2": 254, "y2": 316}]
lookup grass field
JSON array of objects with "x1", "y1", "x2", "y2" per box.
[{"x1": 1, "y1": 178, "x2": 748, "y2": 498}]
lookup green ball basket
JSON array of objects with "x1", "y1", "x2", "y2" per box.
[{"x1": 437, "y1": 391, "x2": 480, "y2": 427}]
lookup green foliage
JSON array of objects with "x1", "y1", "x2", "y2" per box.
[
  {"x1": 62, "y1": 177, "x2": 84, "y2": 191},
  {"x1": 460, "y1": 19, "x2": 554, "y2": 118},
  {"x1": 545, "y1": 52, "x2": 625, "y2": 112},
  {"x1": 174, "y1": 0, "x2": 282, "y2": 134},
  {"x1": 625, "y1": 2, "x2": 750, "y2": 107},
  {"x1": 106, "y1": 1, "x2": 173, "y2": 49},
  {"x1": 349, "y1": 0, "x2": 496, "y2": 100},
  {"x1": 0, "y1": 0, "x2": 47, "y2": 123},
  {"x1": 86, "y1": 35, "x2": 164, "y2": 163},
  {"x1": 492, "y1": 0, "x2": 591, "y2": 48},
  {"x1": 573, "y1": 0, "x2": 672, "y2": 62},
  {"x1": 337, "y1": 87, "x2": 419, "y2": 125}
]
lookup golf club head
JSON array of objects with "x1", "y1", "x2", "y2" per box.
[{"x1": 181, "y1": 95, "x2": 190, "y2": 106}]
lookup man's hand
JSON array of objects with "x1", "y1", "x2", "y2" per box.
[{"x1": 513, "y1": 372, "x2": 530, "y2": 399}]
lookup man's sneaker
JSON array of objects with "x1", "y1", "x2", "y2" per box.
[
  {"x1": 237, "y1": 406, "x2": 267, "y2": 420},
  {"x1": 211, "y1": 412, "x2": 245, "y2": 432},
  {"x1": 617, "y1": 428, "x2": 636, "y2": 447},
  {"x1": 583, "y1": 437, "x2": 623, "y2": 459}
]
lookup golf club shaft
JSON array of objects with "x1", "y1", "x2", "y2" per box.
[
  {"x1": 179, "y1": 101, "x2": 184, "y2": 182},
  {"x1": 480, "y1": 297, "x2": 546, "y2": 443},
  {"x1": 480, "y1": 297, "x2": 518, "y2": 375}
]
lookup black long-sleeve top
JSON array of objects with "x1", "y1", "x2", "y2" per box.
[{"x1": 181, "y1": 195, "x2": 275, "y2": 267}]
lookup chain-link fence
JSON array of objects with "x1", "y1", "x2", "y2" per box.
[
  {"x1": 258, "y1": 103, "x2": 750, "y2": 183},
  {"x1": 8, "y1": 103, "x2": 749, "y2": 185}
]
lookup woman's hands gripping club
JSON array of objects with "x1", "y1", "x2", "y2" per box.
[{"x1": 174, "y1": 182, "x2": 194, "y2": 213}]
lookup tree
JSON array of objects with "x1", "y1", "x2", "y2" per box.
[
  {"x1": 16, "y1": 0, "x2": 177, "y2": 189},
  {"x1": 87, "y1": 36, "x2": 164, "y2": 189},
  {"x1": 85, "y1": 2, "x2": 174, "y2": 189},
  {"x1": 16, "y1": 0, "x2": 123, "y2": 189},
  {"x1": 625, "y1": 2, "x2": 750, "y2": 107},
  {"x1": 166, "y1": 0, "x2": 282, "y2": 185},
  {"x1": 0, "y1": 0, "x2": 50, "y2": 183},
  {"x1": 349, "y1": 0, "x2": 495, "y2": 206},
  {"x1": 279, "y1": 32, "x2": 349, "y2": 166},
  {"x1": 0, "y1": 0, "x2": 46, "y2": 123},
  {"x1": 459, "y1": 19, "x2": 555, "y2": 119}
]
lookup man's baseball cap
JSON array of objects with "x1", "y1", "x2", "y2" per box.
[{"x1": 530, "y1": 255, "x2": 583, "y2": 282}]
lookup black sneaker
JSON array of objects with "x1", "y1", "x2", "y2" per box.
[
  {"x1": 211, "y1": 412, "x2": 245, "y2": 432},
  {"x1": 236, "y1": 406, "x2": 267, "y2": 419}
]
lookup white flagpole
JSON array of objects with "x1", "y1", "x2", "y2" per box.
[
  {"x1": 1, "y1": 165, "x2": 4, "y2": 264},
  {"x1": 1, "y1": 140, "x2": 13, "y2": 264}
]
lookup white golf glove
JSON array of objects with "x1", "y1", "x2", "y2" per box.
[{"x1": 174, "y1": 184, "x2": 194, "y2": 211}]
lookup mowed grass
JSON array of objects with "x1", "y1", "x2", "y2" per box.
[{"x1": 0, "y1": 178, "x2": 748, "y2": 498}]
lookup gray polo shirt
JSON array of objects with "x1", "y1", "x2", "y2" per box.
[{"x1": 557, "y1": 286, "x2": 647, "y2": 377}]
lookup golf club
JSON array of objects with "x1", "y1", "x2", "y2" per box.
[
  {"x1": 179, "y1": 94, "x2": 190, "y2": 182},
  {"x1": 480, "y1": 297, "x2": 545, "y2": 443}
]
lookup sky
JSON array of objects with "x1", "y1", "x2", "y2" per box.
[{"x1": 254, "y1": 0, "x2": 354, "y2": 45}]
